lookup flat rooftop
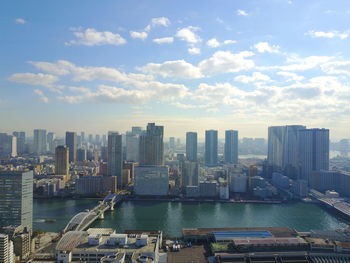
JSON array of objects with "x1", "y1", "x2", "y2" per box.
[
  {"x1": 183, "y1": 227, "x2": 298, "y2": 238},
  {"x1": 56, "y1": 231, "x2": 159, "y2": 254}
]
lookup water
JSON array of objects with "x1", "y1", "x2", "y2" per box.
[{"x1": 34, "y1": 199, "x2": 349, "y2": 236}]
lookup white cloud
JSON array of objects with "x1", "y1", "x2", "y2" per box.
[
  {"x1": 280, "y1": 56, "x2": 334, "y2": 71},
  {"x1": 276, "y1": 71, "x2": 304, "y2": 81},
  {"x1": 15, "y1": 18, "x2": 26, "y2": 24},
  {"x1": 66, "y1": 28, "x2": 126, "y2": 46},
  {"x1": 253, "y1": 42, "x2": 280, "y2": 53},
  {"x1": 207, "y1": 38, "x2": 220, "y2": 48},
  {"x1": 306, "y1": 30, "x2": 349, "y2": 39},
  {"x1": 198, "y1": 51, "x2": 255, "y2": 75},
  {"x1": 223, "y1": 40, "x2": 237, "y2": 45},
  {"x1": 321, "y1": 61, "x2": 350, "y2": 75},
  {"x1": 130, "y1": 31, "x2": 148, "y2": 40},
  {"x1": 188, "y1": 47, "x2": 201, "y2": 55},
  {"x1": 153, "y1": 37, "x2": 174, "y2": 44},
  {"x1": 234, "y1": 72, "x2": 272, "y2": 83},
  {"x1": 29, "y1": 60, "x2": 73, "y2": 75},
  {"x1": 8, "y1": 73, "x2": 59, "y2": 87},
  {"x1": 138, "y1": 60, "x2": 203, "y2": 79},
  {"x1": 150, "y1": 17, "x2": 171, "y2": 28},
  {"x1": 34, "y1": 89, "x2": 49, "y2": 103},
  {"x1": 176, "y1": 26, "x2": 202, "y2": 44},
  {"x1": 236, "y1": 9, "x2": 248, "y2": 16}
]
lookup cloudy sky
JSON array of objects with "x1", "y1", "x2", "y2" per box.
[{"x1": 2, "y1": 0, "x2": 350, "y2": 139}]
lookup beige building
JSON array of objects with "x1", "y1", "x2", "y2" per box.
[{"x1": 55, "y1": 146, "x2": 70, "y2": 181}]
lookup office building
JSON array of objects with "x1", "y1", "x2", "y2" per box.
[
  {"x1": 134, "y1": 166, "x2": 169, "y2": 196},
  {"x1": 299, "y1": 128, "x2": 329, "y2": 182},
  {"x1": 205, "y1": 130, "x2": 218, "y2": 167},
  {"x1": 0, "y1": 171, "x2": 33, "y2": 230},
  {"x1": 0, "y1": 134, "x2": 17, "y2": 158},
  {"x1": 47, "y1": 132, "x2": 55, "y2": 153},
  {"x1": 76, "y1": 148, "x2": 87, "y2": 162},
  {"x1": 139, "y1": 123, "x2": 164, "y2": 165},
  {"x1": 181, "y1": 161, "x2": 199, "y2": 188},
  {"x1": 267, "y1": 125, "x2": 305, "y2": 178},
  {"x1": 224, "y1": 130, "x2": 238, "y2": 164},
  {"x1": 65, "y1": 132, "x2": 77, "y2": 163},
  {"x1": 55, "y1": 146, "x2": 69, "y2": 178},
  {"x1": 186, "y1": 132, "x2": 197, "y2": 161},
  {"x1": 199, "y1": 181, "x2": 217, "y2": 197},
  {"x1": 33, "y1": 129, "x2": 47, "y2": 154},
  {"x1": 169, "y1": 137, "x2": 175, "y2": 150},
  {"x1": 107, "y1": 132, "x2": 123, "y2": 188},
  {"x1": 12, "y1": 132, "x2": 25, "y2": 155},
  {"x1": 126, "y1": 132, "x2": 139, "y2": 162}
]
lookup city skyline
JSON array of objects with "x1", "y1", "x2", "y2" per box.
[{"x1": 2, "y1": 0, "x2": 350, "y2": 139}]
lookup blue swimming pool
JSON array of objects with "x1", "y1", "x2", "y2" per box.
[{"x1": 213, "y1": 230, "x2": 273, "y2": 238}]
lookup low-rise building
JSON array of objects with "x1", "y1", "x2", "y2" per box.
[{"x1": 55, "y1": 228, "x2": 162, "y2": 263}]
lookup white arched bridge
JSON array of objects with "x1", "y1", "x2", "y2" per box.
[{"x1": 63, "y1": 194, "x2": 124, "y2": 233}]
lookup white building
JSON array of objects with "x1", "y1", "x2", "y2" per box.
[
  {"x1": 0, "y1": 234, "x2": 14, "y2": 263},
  {"x1": 55, "y1": 228, "x2": 162, "y2": 263},
  {"x1": 134, "y1": 166, "x2": 169, "y2": 196}
]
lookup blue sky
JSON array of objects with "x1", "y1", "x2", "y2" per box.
[{"x1": 1, "y1": 0, "x2": 350, "y2": 139}]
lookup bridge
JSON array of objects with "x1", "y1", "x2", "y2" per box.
[
  {"x1": 310, "y1": 189, "x2": 350, "y2": 219},
  {"x1": 63, "y1": 194, "x2": 124, "y2": 233}
]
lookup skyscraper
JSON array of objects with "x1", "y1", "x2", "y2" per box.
[
  {"x1": 205, "y1": 130, "x2": 218, "y2": 167},
  {"x1": 12, "y1": 131, "x2": 25, "y2": 155},
  {"x1": 65, "y1": 131, "x2": 77, "y2": 163},
  {"x1": 169, "y1": 137, "x2": 175, "y2": 151},
  {"x1": 224, "y1": 130, "x2": 238, "y2": 164},
  {"x1": 55, "y1": 146, "x2": 69, "y2": 177},
  {"x1": 0, "y1": 171, "x2": 33, "y2": 230},
  {"x1": 126, "y1": 132, "x2": 139, "y2": 162},
  {"x1": 107, "y1": 132, "x2": 123, "y2": 188},
  {"x1": 33, "y1": 129, "x2": 47, "y2": 154},
  {"x1": 186, "y1": 132, "x2": 197, "y2": 161},
  {"x1": 0, "y1": 134, "x2": 17, "y2": 158},
  {"x1": 47, "y1": 132, "x2": 55, "y2": 154},
  {"x1": 267, "y1": 125, "x2": 305, "y2": 178},
  {"x1": 139, "y1": 123, "x2": 164, "y2": 165},
  {"x1": 299, "y1": 128, "x2": 329, "y2": 182}
]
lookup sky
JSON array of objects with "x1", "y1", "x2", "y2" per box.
[{"x1": 1, "y1": 0, "x2": 350, "y2": 139}]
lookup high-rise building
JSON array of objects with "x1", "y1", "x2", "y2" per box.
[
  {"x1": 0, "y1": 234, "x2": 14, "y2": 263},
  {"x1": 267, "y1": 125, "x2": 305, "y2": 178},
  {"x1": 126, "y1": 132, "x2": 139, "y2": 162},
  {"x1": 205, "y1": 130, "x2": 218, "y2": 167},
  {"x1": 12, "y1": 132, "x2": 25, "y2": 155},
  {"x1": 299, "y1": 128, "x2": 329, "y2": 182},
  {"x1": 224, "y1": 130, "x2": 238, "y2": 164},
  {"x1": 76, "y1": 148, "x2": 87, "y2": 162},
  {"x1": 0, "y1": 171, "x2": 33, "y2": 230},
  {"x1": 107, "y1": 132, "x2": 123, "y2": 188},
  {"x1": 0, "y1": 134, "x2": 17, "y2": 158},
  {"x1": 186, "y1": 132, "x2": 197, "y2": 161},
  {"x1": 47, "y1": 132, "x2": 55, "y2": 154},
  {"x1": 182, "y1": 161, "x2": 199, "y2": 188},
  {"x1": 33, "y1": 129, "x2": 47, "y2": 154},
  {"x1": 169, "y1": 137, "x2": 175, "y2": 150},
  {"x1": 55, "y1": 146, "x2": 69, "y2": 177},
  {"x1": 80, "y1": 132, "x2": 85, "y2": 144},
  {"x1": 65, "y1": 131, "x2": 77, "y2": 163},
  {"x1": 139, "y1": 123, "x2": 164, "y2": 165}
]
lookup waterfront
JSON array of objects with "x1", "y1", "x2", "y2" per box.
[{"x1": 34, "y1": 199, "x2": 349, "y2": 237}]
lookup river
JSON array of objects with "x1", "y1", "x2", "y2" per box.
[{"x1": 33, "y1": 199, "x2": 349, "y2": 237}]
